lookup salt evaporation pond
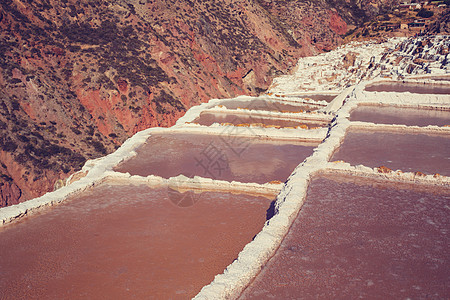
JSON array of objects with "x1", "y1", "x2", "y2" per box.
[
  {"x1": 365, "y1": 81, "x2": 450, "y2": 94},
  {"x1": 114, "y1": 133, "x2": 317, "y2": 183},
  {"x1": 240, "y1": 174, "x2": 450, "y2": 299},
  {"x1": 350, "y1": 105, "x2": 450, "y2": 127},
  {"x1": 427, "y1": 76, "x2": 450, "y2": 82},
  {"x1": 331, "y1": 129, "x2": 450, "y2": 176},
  {"x1": 297, "y1": 94, "x2": 336, "y2": 102},
  {"x1": 217, "y1": 98, "x2": 316, "y2": 112},
  {"x1": 193, "y1": 112, "x2": 326, "y2": 128},
  {"x1": 0, "y1": 183, "x2": 273, "y2": 299}
]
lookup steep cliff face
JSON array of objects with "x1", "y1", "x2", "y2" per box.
[
  {"x1": 0, "y1": 0, "x2": 383, "y2": 206},
  {"x1": 0, "y1": 161, "x2": 21, "y2": 207}
]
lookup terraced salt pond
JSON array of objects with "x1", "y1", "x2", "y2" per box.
[
  {"x1": 115, "y1": 133, "x2": 317, "y2": 183},
  {"x1": 331, "y1": 129, "x2": 450, "y2": 176},
  {"x1": 0, "y1": 183, "x2": 274, "y2": 299},
  {"x1": 240, "y1": 174, "x2": 450, "y2": 299},
  {"x1": 295, "y1": 94, "x2": 337, "y2": 102},
  {"x1": 193, "y1": 112, "x2": 327, "y2": 128},
  {"x1": 350, "y1": 105, "x2": 450, "y2": 127},
  {"x1": 429, "y1": 76, "x2": 450, "y2": 82},
  {"x1": 215, "y1": 98, "x2": 318, "y2": 112},
  {"x1": 365, "y1": 81, "x2": 450, "y2": 94}
]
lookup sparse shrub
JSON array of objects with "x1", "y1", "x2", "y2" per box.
[
  {"x1": 17, "y1": 135, "x2": 29, "y2": 143},
  {"x1": 10, "y1": 78, "x2": 22, "y2": 84},
  {"x1": 417, "y1": 9, "x2": 434, "y2": 18},
  {"x1": 71, "y1": 127, "x2": 82, "y2": 135},
  {"x1": 91, "y1": 140, "x2": 106, "y2": 154},
  {"x1": 1, "y1": 139, "x2": 17, "y2": 152},
  {"x1": 85, "y1": 125, "x2": 94, "y2": 136},
  {"x1": 11, "y1": 99, "x2": 20, "y2": 111},
  {"x1": 31, "y1": 131, "x2": 44, "y2": 140}
]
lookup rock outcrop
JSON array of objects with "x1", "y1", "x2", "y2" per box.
[
  {"x1": 0, "y1": 164, "x2": 21, "y2": 207},
  {"x1": 428, "y1": 10, "x2": 450, "y2": 35}
]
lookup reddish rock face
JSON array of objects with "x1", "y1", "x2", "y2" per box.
[
  {"x1": 0, "y1": 0, "x2": 383, "y2": 206},
  {"x1": 0, "y1": 170, "x2": 21, "y2": 207},
  {"x1": 116, "y1": 79, "x2": 128, "y2": 94},
  {"x1": 330, "y1": 12, "x2": 348, "y2": 35}
]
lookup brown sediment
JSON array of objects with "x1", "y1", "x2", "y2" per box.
[
  {"x1": 240, "y1": 174, "x2": 450, "y2": 299},
  {"x1": 377, "y1": 166, "x2": 392, "y2": 173},
  {"x1": 193, "y1": 112, "x2": 326, "y2": 128},
  {"x1": 217, "y1": 99, "x2": 320, "y2": 112},
  {"x1": 283, "y1": 94, "x2": 337, "y2": 102},
  {"x1": 0, "y1": 184, "x2": 273, "y2": 299}
]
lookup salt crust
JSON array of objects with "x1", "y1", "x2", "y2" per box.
[
  {"x1": 226, "y1": 95, "x2": 330, "y2": 106},
  {"x1": 263, "y1": 95, "x2": 329, "y2": 106},
  {"x1": 326, "y1": 161, "x2": 450, "y2": 187},
  {"x1": 163, "y1": 124, "x2": 328, "y2": 144},
  {"x1": 350, "y1": 121, "x2": 450, "y2": 134},
  {"x1": 100, "y1": 172, "x2": 283, "y2": 198}
]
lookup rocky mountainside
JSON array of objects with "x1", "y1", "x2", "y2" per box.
[
  {"x1": 0, "y1": 0, "x2": 399, "y2": 206},
  {"x1": 343, "y1": 1, "x2": 450, "y2": 41},
  {"x1": 326, "y1": 0, "x2": 399, "y2": 23},
  {"x1": 428, "y1": 9, "x2": 450, "y2": 34}
]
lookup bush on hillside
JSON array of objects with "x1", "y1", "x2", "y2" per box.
[{"x1": 417, "y1": 9, "x2": 434, "y2": 18}]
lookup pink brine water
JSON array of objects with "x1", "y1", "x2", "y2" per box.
[
  {"x1": 217, "y1": 98, "x2": 318, "y2": 112},
  {"x1": 365, "y1": 82, "x2": 450, "y2": 94},
  {"x1": 350, "y1": 105, "x2": 450, "y2": 127},
  {"x1": 296, "y1": 94, "x2": 336, "y2": 102},
  {"x1": 0, "y1": 183, "x2": 274, "y2": 299},
  {"x1": 114, "y1": 133, "x2": 317, "y2": 183},
  {"x1": 240, "y1": 174, "x2": 450, "y2": 299},
  {"x1": 331, "y1": 129, "x2": 450, "y2": 176}
]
